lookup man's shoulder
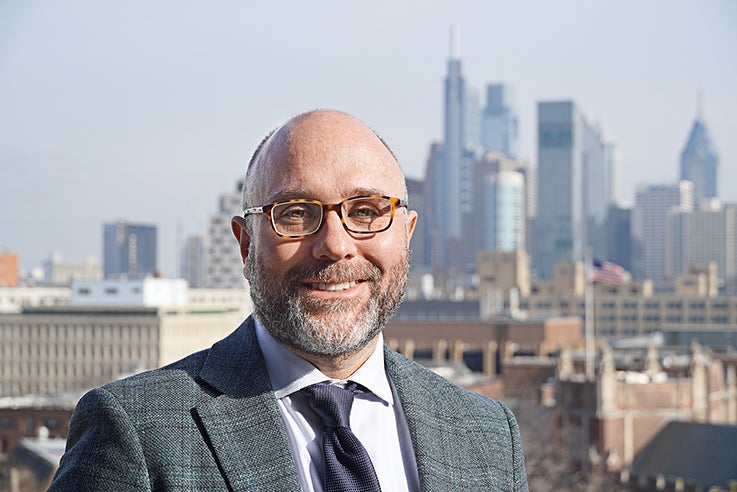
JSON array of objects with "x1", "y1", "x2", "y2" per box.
[
  {"x1": 384, "y1": 347, "x2": 508, "y2": 416},
  {"x1": 94, "y1": 348, "x2": 211, "y2": 404},
  {"x1": 98, "y1": 316, "x2": 259, "y2": 400}
]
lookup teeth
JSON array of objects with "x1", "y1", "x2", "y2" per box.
[{"x1": 312, "y1": 281, "x2": 357, "y2": 292}]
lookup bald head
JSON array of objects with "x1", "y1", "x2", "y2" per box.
[{"x1": 241, "y1": 110, "x2": 404, "y2": 211}]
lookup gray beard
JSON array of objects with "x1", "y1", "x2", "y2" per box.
[{"x1": 247, "y1": 250, "x2": 408, "y2": 357}]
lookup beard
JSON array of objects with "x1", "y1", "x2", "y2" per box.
[{"x1": 247, "y1": 249, "x2": 409, "y2": 357}]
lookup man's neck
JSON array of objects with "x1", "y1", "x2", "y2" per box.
[{"x1": 287, "y1": 337, "x2": 380, "y2": 380}]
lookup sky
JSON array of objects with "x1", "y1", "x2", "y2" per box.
[{"x1": 1, "y1": 0, "x2": 736, "y2": 277}]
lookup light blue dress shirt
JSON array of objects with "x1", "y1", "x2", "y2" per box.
[{"x1": 255, "y1": 320, "x2": 420, "y2": 492}]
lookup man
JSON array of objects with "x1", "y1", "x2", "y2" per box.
[{"x1": 50, "y1": 110, "x2": 528, "y2": 491}]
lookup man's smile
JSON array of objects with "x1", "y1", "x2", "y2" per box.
[{"x1": 306, "y1": 280, "x2": 359, "y2": 292}]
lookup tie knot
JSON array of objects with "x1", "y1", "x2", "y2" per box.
[{"x1": 302, "y1": 382, "x2": 360, "y2": 428}]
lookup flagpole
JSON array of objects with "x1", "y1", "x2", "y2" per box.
[{"x1": 584, "y1": 245, "x2": 595, "y2": 381}]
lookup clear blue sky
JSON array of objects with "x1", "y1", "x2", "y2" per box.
[{"x1": 1, "y1": 0, "x2": 735, "y2": 276}]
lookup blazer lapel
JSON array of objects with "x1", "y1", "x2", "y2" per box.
[
  {"x1": 194, "y1": 317, "x2": 301, "y2": 491},
  {"x1": 385, "y1": 347, "x2": 464, "y2": 491}
]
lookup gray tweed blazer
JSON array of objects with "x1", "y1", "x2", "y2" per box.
[{"x1": 49, "y1": 316, "x2": 528, "y2": 491}]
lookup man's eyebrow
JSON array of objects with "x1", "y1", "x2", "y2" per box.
[
  {"x1": 264, "y1": 189, "x2": 310, "y2": 204},
  {"x1": 265, "y1": 187, "x2": 390, "y2": 204}
]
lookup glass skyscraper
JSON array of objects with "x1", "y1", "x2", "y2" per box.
[
  {"x1": 430, "y1": 25, "x2": 479, "y2": 271},
  {"x1": 680, "y1": 111, "x2": 719, "y2": 207},
  {"x1": 533, "y1": 101, "x2": 616, "y2": 279},
  {"x1": 481, "y1": 84, "x2": 518, "y2": 158}
]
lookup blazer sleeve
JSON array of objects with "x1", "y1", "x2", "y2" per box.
[{"x1": 48, "y1": 387, "x2": 152, "y2": 492}]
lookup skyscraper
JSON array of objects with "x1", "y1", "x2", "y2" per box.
[
  {"x1": 470, "y1": 152, "x2": 527, "y2": 254},
  {"x1": 632, "y1": 182, "x2": 693, "y2": 286},
  {"x1": 604, "y1": 204, "x2": 632, "y2": 272},
  {"x1": 533, "y1": 101, "x2": 616, "y2": 279},
  {"x1": 680, "y1": 109, "x2": 719, "y2": 207},
  {"x1": 103, "y1": 222, "x2": 157, "y2": 279},
  {"x1": 434, "y1": 25, "x2": 479, "y2": 271},
  {"x1": 180, "y1": 235, "x2": 205, "y2": 288},
  {"x1": 406, "y1": 177, "x2": 428, "y2": 271},
  {"x1": 667, "y1": 202, "x2": 737, "y2": 293},
  {"x1": 481, "y1": 84, "x2": 518, "y2": 158},
  {"x1": 203, "y1": 181, "x2": 245, "y2": 289}
]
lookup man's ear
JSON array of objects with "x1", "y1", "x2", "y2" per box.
[
  {"x1": 406, "y1": 209, "x2": 418, "y2": 241},
  {"x1": 231, "y1": 216, "x2": 251, "y2": 265}
]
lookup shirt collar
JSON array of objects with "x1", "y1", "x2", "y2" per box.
[{"x1": 254, "y1": 318, "x2": 394, "y2": 405}]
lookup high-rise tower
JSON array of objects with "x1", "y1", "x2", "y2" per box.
[
  {"x1": 533, "y1": 101, "x2": 616, "y2": 279},
  {"x1": 481, "y1": 84, "x2": 518, "y2": 158},
  {"x1": 433, "y1": 25, "x2": 479, "y2": 271},
  {"x1": 680, "y1": 105, "x2": 719, "y2": 207},
  {"x1": 632, "y1": 181, "x2": 693, "y2": 285},
  {"x1": 203, "y1": 181, "x2": 246, "y2": 289},
  {"x1": 667, "y1": 202, "x2": 737, "y2": 293}
]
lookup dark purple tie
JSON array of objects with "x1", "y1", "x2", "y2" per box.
[{"x1": 301, "y1": 382, "x2": 382, "y2": 492}]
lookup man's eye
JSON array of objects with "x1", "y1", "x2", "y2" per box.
[
  {"x1": 353, "y1": 207, "x2": 379, "y2": 218},
  {"x1": 276, "y1": 205, "x2": 313, "y2": 221}
]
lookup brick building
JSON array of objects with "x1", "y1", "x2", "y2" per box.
[
  {"x1": 0, "y1": 393, "x2": 77, "y2": 457},
  {"x1": 0, "y1": 253, "x2": 19, "y2": 287},
  {"x1": 555, "y1": 341, "x2": 737, "y2": 476}
]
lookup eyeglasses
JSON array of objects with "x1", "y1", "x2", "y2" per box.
[{"x1": 244, "y1": 195, "x2": 408, "y2": 238}]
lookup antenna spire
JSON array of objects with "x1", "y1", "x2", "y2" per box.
[{"x1": 450, "y1": 25, "x2": 461, "y2": 59}]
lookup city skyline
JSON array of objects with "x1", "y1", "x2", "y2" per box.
[{"x1": 1, "y1": 1, "x2": 735, "y2": 276}]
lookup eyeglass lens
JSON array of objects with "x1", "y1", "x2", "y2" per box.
[{"x1": 271, "y1": 197, "x2": 395, "y2": 235}]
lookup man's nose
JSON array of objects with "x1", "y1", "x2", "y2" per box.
[{"x1": 310, "y1": 209, "x2": 357, "y2": 261}]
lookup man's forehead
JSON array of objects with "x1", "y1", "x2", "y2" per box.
[{"x1": 244, "y1": 110, "x2": 405, "y2": 208}]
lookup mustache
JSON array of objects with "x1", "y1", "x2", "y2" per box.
[{"x1": 284, "y1": 261, "x2": 382, "y2": 286}]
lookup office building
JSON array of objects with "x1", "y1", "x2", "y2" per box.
[
  {"x1": 423, "y1": 142, "x2": 443, "y2": 270},
  {"x1": 432, "y1": 26, "x2": 480, "y2": 272},
  {"x1": 478, "y1": 252, "x2": 737, "y2": 342},
  {"x1": 180, "y1": 234, "x2": 205, "y2": 288},
  {"x1": 103, "y1": 222, "x2": 157, "y2": 279},
  {"x1": 467, "y1": 152, "x2": 528, "y2": 259},
  {"x1": 203, "y1": 181, "x2": 246, "y2": 289},
  {"x1": 0, "y1": 252, "x2": 19, "y2": 287},
  {"x1": 632, "y1": 182, "x2": 693, "y2": 286},
  {"x1": 0, "y1": 279, "x2": 250, "y2": 397},
  {"x1": 667, "y1": 202, "x2": 737, "y2": 293},
  {"x1": 680, "y1": 110, "x2": 719, "y2": 207},
  {"x1": 0, "y1": 286, "x2": 70, "y2": 314},
  {"x1": 604, "y1": 204, "x2": 632, "y2": 272},
  {"x1": 406, "y1": 177, "x2": 428, "y2": 271},
  {"x1": 534, "y1": 101, "x2": 616, "y2": 279},
  {"x1": 43, "y1": 252, "x2": 102, "y2": 286},
  {"x1": 480, "y1": 83, "x2": 518, "y2": 158}
]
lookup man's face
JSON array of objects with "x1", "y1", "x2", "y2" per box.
[{"x1": 239, "y1": 112, "x2": 417, "y2": 357}]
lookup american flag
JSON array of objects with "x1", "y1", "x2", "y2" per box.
[{"x1": 590, "y1": 259, "x2": 626, "y2": 285}]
